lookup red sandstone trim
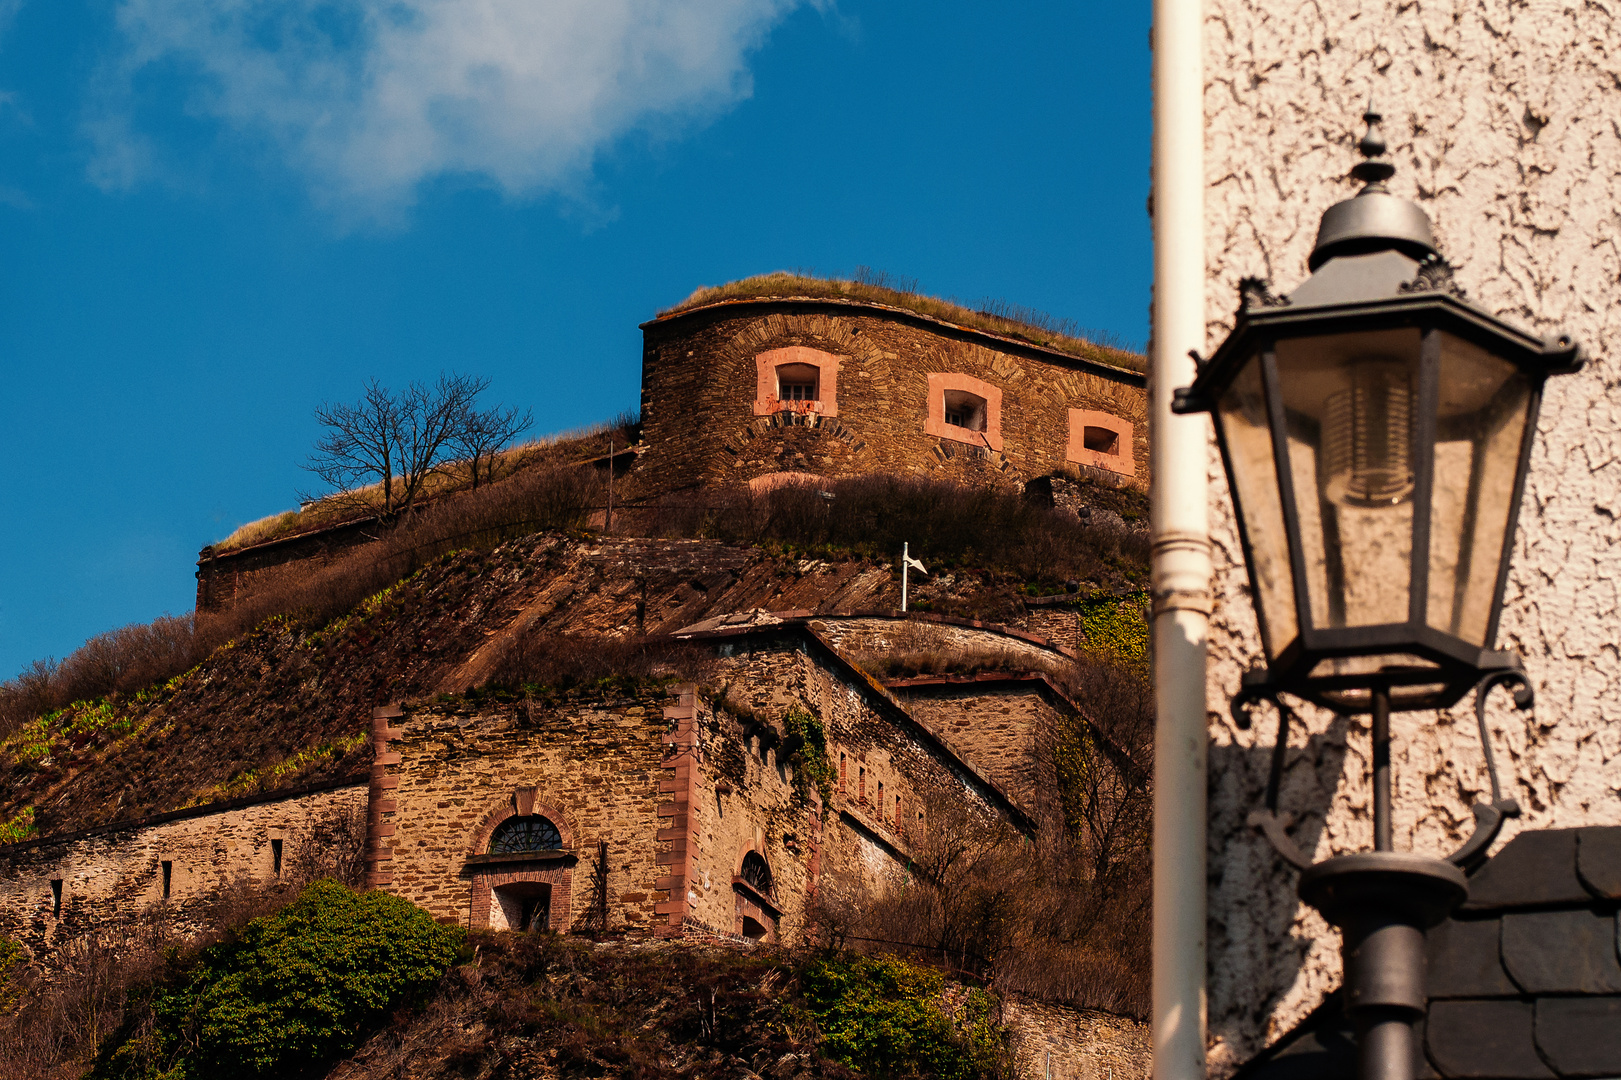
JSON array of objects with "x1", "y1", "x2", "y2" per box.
[
  {"x1": 923, "y1": 372, "x2": 1004, "y2": 452},
  {"x1": 1067, "y1": 409, "x2": 1135, "y2": 476},
  {"x1": 654, "y1": 687, "x2": 700, "y2": 937},
  {"x1": 754, "y1": 346, "x2": 842, "y2": 418},
  {"x1": 466, "y1": 792, "x2": 575, "y2": 858},
  {"x1": 364, "y1": 704, "x2": 405, "y2": 889}
]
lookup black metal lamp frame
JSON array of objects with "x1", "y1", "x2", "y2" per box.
[
  {"x1": 1174, "y1": 292, "x2": 1581, "y2": 715},
  {"x1": 1170, "y1": 108, "x2": 1585, "y2": 1080}
]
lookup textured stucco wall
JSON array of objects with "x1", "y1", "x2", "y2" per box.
[{"x1": 1201, "y1": 0, "x2": 1621, "y2": 1071}]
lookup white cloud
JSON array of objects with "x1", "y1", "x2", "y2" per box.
[{"x1": 93, "y1": 0, "x2": 808, "y2": 217}]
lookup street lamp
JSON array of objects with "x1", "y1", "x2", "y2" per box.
[{"x1": 1172, "y1": 108, "x2": 1584, "y2": 1080}]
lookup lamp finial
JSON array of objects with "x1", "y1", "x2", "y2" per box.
[{"x1": 1350, "y1": 97, "x2": 1396, "y2": 190}]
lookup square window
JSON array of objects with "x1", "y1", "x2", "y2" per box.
[{"x1": 1067, "y1": 409, "x2": 1134, "y2": 476}]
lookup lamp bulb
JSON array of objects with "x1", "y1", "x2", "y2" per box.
[{"x1": 1322, "y1": 358, "x2": 1415, "y2": 507}]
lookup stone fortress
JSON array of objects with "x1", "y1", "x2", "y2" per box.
[
  {"x1": 632, "y1": 291, "x2": 1147, "y2": 495},
  {"x1": 0, "y1": 284, "x2": 1154, "y2": 1073}
]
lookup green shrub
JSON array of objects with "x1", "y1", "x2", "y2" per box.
[
  {"x1": 94, "y1": 880, "x2": 461, "y2": 1080},
  {"x1": 802, "y1": 953, "x2": 1005, "y2": 1079}
]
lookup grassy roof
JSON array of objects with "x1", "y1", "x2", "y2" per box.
[{"x1": 658, "y1": 271, "x2": 1145, "y2": 373}]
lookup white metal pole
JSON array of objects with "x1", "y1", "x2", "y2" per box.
[
  {"x1": 902, "y1": 542, "x2": 910, "y2": 612},
  {"x1": 1150, "y1": 0, "x2": 1211, "y2": 1076}
]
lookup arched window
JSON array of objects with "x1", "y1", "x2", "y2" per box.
[
  {"x1": 740, "y1": 851, "x2": 773, "y2": 894},
  {"x1": 776, "y1": 362, "x2": 820, "y2": 403},
  {"x1": 488, "y1": 815, "x2": 563, "y2": 854}
]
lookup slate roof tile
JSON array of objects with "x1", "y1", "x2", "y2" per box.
[
  {"x1": 1463, "y1": 829, "x2": 1591, "y2": 911},
  {"x1": 1240, "y1": 828, "x2": 1621, "y2": 1080},
  {"x1": 1574, "y1": 827, "x2": 1621, "y2": 900},
  {"x1": 1500, "y1": 910, "x2": 1621, "y2": 995},
  {"x1": 1533, "y1": 996, "x2": 1621, "y2": 1077},
  {"x1": 1425, "y1": 1000, "x2": 1555, "y2": 1079},
  {"x1": 1427, "y1": 916, "x2": 1518, "y2": 999}
]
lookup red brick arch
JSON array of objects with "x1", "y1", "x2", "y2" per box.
[
  {"x1": 734, "y1": 841, "x2": 769, "y2": 878},
  {"x1": 467, "y1": 789, "x2": 574, "y2": 858}
]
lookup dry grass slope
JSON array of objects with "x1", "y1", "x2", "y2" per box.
[{"x1": 660, "y1": 270, "x2": 1145, "y2": 373}]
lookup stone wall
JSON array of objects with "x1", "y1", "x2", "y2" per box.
[
  {"x1": 811, "y1": 614, "x2": 1071, "y2": 670},
  {"x1": 1002, "y1": 999, "x2": 1151, "y2": 1080},
  {"x1": 195, "y1": 515, "x2": 383, "y2": 613},
  {"x1": 1199, "y1": 0, "x2": 1621, "y2": 1069},
  {"x1": 705, "y1": 631, "x2": 1035, "y2": 917},
  {"x1": 890, "y1": 677, "x2": 1065, "y2": 818},
  {"x1": 634, "y1": 299, "x2": 1148, "y2": 496},
  {"x1": 0, "y1": 782, "x2": 365, "y2": 969},
  {"x1": 373, "y1": 689, "x2": 672, "y2": 935}
]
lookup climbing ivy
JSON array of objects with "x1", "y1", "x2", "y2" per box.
[
  {"x1": 783, "y1": 707, "x2": 835, "y2": 807},
  {"x1": 1076, "y1": 592, "x2": 1149, "y2": 667}
]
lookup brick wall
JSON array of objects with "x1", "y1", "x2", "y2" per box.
[
  {"x1": 634, "y1": 300, "x2": 1148, "y2": 496},
  {"x1": 378, "y1": 690, "x2": 671, "y2": 934},
  {"x1": 0, "y1": 783, "x2": 365, "y2": 970}
]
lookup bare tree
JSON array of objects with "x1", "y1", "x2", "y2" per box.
[
  {"x1": 450, "y1": 400, "x2": 533, "y2": 490},
  {"x1": 302, "y1": 374, "x2": 488, "y2": 517}
]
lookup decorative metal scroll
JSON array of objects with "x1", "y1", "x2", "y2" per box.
[{"x1": 1236, "y1": 670, "x2": 1529, "y2": 873}]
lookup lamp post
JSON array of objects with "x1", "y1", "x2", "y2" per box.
[{"x1": 1173, "y1": 108, "x2": 1584, "y2": 1080}]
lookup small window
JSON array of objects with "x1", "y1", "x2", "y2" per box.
[
  {"x1": 489, "y1": 815, "x2": 564, "y2": 854},
  {"x1": 51, "y1": 879, "x2": 62, "y2": 919},
  {"x1": 943, "y1": 389, "x2": 988, "y2": 432},
  {"x1": 161, "y1": 860, "x2": 172, "y2": 899},
  {"x1": 740, "y1": 851, "x2": 773, "y2": 894},
  {"x1": 777, "y1": 362, "x2": 819, "y2": 403},
  {"x1": 1083, "y1": 426, "x2": 1120, "y2": 454},
  {"x1": 271, "y1": 839, "x2": 283, "y2": 878}
]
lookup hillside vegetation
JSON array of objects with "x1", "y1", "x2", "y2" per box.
[{"x1": 0, "y1": 471, "x2": 1147, "y2": 840}]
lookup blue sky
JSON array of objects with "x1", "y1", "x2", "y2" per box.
[{"x1": 0, "y1": 0, "x2": 1151, "y2": 679}]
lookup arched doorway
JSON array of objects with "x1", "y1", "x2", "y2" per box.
[
  {"x1": 468, "y1": 805, "x2": 573, "y2": 932},
  {"x1": 733, "y1": 849, "x2": 781, "y2": 943}
]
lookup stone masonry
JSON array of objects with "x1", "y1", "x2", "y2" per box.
[
  {"x1": 0, "y1": 781, "x2": 365, "y2": 969},
  {"x1": 634, "y1": 298, "x2": 1148, "y2": 496}
]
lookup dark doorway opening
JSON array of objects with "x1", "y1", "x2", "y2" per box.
[{"x1": 492, "y1": 881, "x2": 553, "y2": 932}]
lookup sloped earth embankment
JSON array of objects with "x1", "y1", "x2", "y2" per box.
[{"x1": 0, "y1": 532, "x2": 1044, "y2": 840}]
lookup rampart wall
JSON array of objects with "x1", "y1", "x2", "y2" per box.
[
  {"x1": 195, "y1": 515, "x2": 383, "y2": 613},
  {"x1": 634, "y1": 299, "x2": 1148, "y2": 496},
  {"x1": 0, "y1": 781, "x2": 365, "y2": 970}
]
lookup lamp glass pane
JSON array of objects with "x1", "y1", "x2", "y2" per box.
[
  {"x1": 1216, "y1": 353, "x2": 1297, "y2": 659},
  {"x1": 1426, "y1": 332, "x2": 1534, "y2": 646},
  {"x1": 1275, "y1": 328, "x2": 1423, "y2": 630}
]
